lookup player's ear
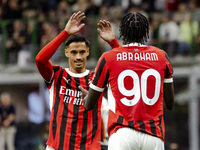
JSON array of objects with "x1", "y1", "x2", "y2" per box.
[
  {"x1": 86, "y1": 48, "x2": 89, "y2": 57},
  {"x1": 65, "y1": 48, "x2": 69, "y2": 58}
]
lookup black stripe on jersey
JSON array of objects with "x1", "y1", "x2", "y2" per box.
[
  {"x1": 93, "y1": 57, "x2": 106, "y2": 86},
  {"x1": 138, "y1": 121, "x2": 146, "y2": 133},
  {"x1": 165, "y1": 52, "x2": 173, "y2": 77},
  {"x1": 165, "y1": 65, "x2": 171, "y2": 78},
  {"x1": 91, "y1": 71, "x2": 94, "y2": 76},
  {"x1": 128, "y1": 121, "x2": 134, "y2": 128},
  {"x1": 102, "y1": 70, "x2": 109, "y2": 88},
  {"x1": 53, "y1": 66, "x2": 61, "y2": 72},
  {"x1": 158, "y1": 115, "x2": 163, "y2": 137},
  {"x1": 165, "y1": 52, "x2": 171, "y2": 63},
  {"x1": 80, "y1": 110, "x2": 88, "y2": 150},
  {"x1": 117, "y1": 115, "x2": 124, "y2": 125},
  {"x1": 92, "y1": 104, "x2": 98, "y2": 142},
  {"x1": 58, "y1": 74, "x2": 71, "y2": 150},
  {"x1": 149, "y1": 119, "x2": 157, "y2": 137},
  {"x1": 45, "y1": 66, "x2": 61, "y2": 87},
  {"x1": 52, "y1": 69, "x2": 64, "y2": 139},
  {"x1": 80, "y1": 75, "x2": 90, "y2": 150},
  {"x1": 69, "y1": 77, "x2": 80, "y2": 150}
]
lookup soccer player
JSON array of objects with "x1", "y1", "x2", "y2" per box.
[
  {"x1": 35, "y1": 11, "x2": 119, "y2": 150},
  {"x1": 80, "y1": 12, "x2": 174, "y2": 150}
]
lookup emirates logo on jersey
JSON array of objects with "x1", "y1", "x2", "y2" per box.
[{"x1": 60, "y1": 86, "x2": 83, "y2": 106}]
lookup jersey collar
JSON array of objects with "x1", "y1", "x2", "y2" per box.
[
  {"x1": 123, "y1": 43, "x2": 147, "y2": 47},
  {"x1": 65, "y1": 68, "x2": 89, "y2": 77}
]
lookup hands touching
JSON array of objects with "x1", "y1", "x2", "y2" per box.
[{"x1": 65, "y1": 11, "x2": 115, "y2": 42}]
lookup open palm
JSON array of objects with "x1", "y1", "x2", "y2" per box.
[
  {"x1": 97, "y1": 20, "x2": 115, "y2": 42},
  {"x1": 65, "y1": 11, "x2": 86, "y2": 35}
]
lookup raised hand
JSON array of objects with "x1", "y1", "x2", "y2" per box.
[
  {"x1": 97, "y1": 20, "x2": 115, "y2": 42},
  {"x1": 65, "y1": 11, "x2": 86, "y2": 35}
]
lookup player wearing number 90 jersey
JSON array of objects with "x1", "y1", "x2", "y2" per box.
[
  {"x1": 81, "y1": 12, "x2": 174, "y2": 150},
  {"x1": 90, "y1": 44, "x2": 173, "y2": 141}
]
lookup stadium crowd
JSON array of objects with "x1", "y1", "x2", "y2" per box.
[{"x1": 0, "y1": 0, "x2": 200, "y2": 65}]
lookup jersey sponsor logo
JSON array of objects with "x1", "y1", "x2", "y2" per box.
[
  {"x1": 117, "y1": 52, "x2": 159, "y2": 61},
  {"x1": 60, "y1": 86, "x2": 83, "y2": 105}
]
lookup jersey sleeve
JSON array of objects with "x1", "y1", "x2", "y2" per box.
[
  {"x1": 108, "y1": 38, "x2": 120, "y2": 49},
  {"x1": 90, "y1": 54, "x2": 109, "y2": 92},
  {"x1": 164, "y1": 52, "x2": 173, "y2": 83}
]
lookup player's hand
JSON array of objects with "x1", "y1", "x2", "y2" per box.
[
  {"x1": 65, "y1": 11, "x2": 86, "y2": 35},
  {"x1": 78, "y1": 86, "x2": 88, "y2": 99},
  {"x1": 97, "y1": 20, "x2": 115, "y2": 42},
  {"x1": 79, "y1": 86, "x2": 88, "y2": 106}
]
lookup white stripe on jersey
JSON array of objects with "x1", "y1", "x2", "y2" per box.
[
  {"x1": 89, "y1": 83, "x2": 104, "y2": 92},
  {"x1": 107, "y1": 84, "x2": 116, "y2": 114},
  {"x1": 164, "y1": 78, "x2": 173, "y2": 83},
  {"x1": 49, "y1": 80, "x2": 55, "y2": 111},
  {"x1": 65, "y1": 68, "x2": 90, "y2": 78}
]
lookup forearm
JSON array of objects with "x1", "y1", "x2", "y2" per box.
[
  {"x1": 35, "y1": 30, "x2": 70, "y2": 81},
  {"x1": 163, "y1": 82, "x2": 174, "y2": 110},
  {"x1": 35, "y1": 30, "x2": 70, "y2": 65},
  {"x1": 84, "y1": 88, "x2": 102, "y2": 110}
]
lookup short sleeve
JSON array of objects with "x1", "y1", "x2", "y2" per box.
[
  {"x1": 90, "y1": 54, "x2": 109, "y2": 92},
  {"x1": 164, "y1": 52, "x2": 173, "y2": 83}
]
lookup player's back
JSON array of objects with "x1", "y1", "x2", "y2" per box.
[{"x1": 100, "y1": 44, "x2": 173, "y2": 140}]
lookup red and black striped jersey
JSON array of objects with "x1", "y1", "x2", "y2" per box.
[
  {"x1": 90, "y1": 44, "x2": 173, "y2": 141},
  {"x1": 35, "y1": 29, "x2": 120, "y2": 150},
  {"x1": 46, "y1": 67, "x2": 102, "y2": 150}
]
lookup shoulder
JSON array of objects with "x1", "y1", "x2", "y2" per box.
[
  {"x1": 148, "y1": 45, "x2": 163, "y2": 51},
  {"x1": 148, "y1": 46, "x2": 166, "y2": 55},
  {"x1": 100, "y1": 47, "x2": 121, "y2": 59},
  {"x1": 52, "y1": 65, "x2": 62, "y2": 72}
]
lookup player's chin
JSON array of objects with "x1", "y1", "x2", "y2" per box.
[{"x1": 75, "y1": 65, "x2": 83, "y2": 70}]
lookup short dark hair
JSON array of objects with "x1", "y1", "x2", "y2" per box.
[
  {"x1": 119, "y1": 12, "x2": 149, "y2": 45},
  {"x1": 65, "y1": 34, "x2": 90, "y2": 48}
]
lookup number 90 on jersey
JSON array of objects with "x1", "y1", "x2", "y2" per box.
[{"x1": 117, "y1": 69, "x2": 161, "y2": 106}]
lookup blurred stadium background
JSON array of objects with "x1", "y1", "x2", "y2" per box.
[{"x1": 0, "y1": 0, "x2": 200, "y2": 150}]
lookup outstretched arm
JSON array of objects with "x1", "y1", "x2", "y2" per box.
[
  {"x1": 35, "y1": 11, "x2": 86, "y2": 82},
  {"x1": 97, "y1": 20, "x2": 120, "y2": 48}
]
